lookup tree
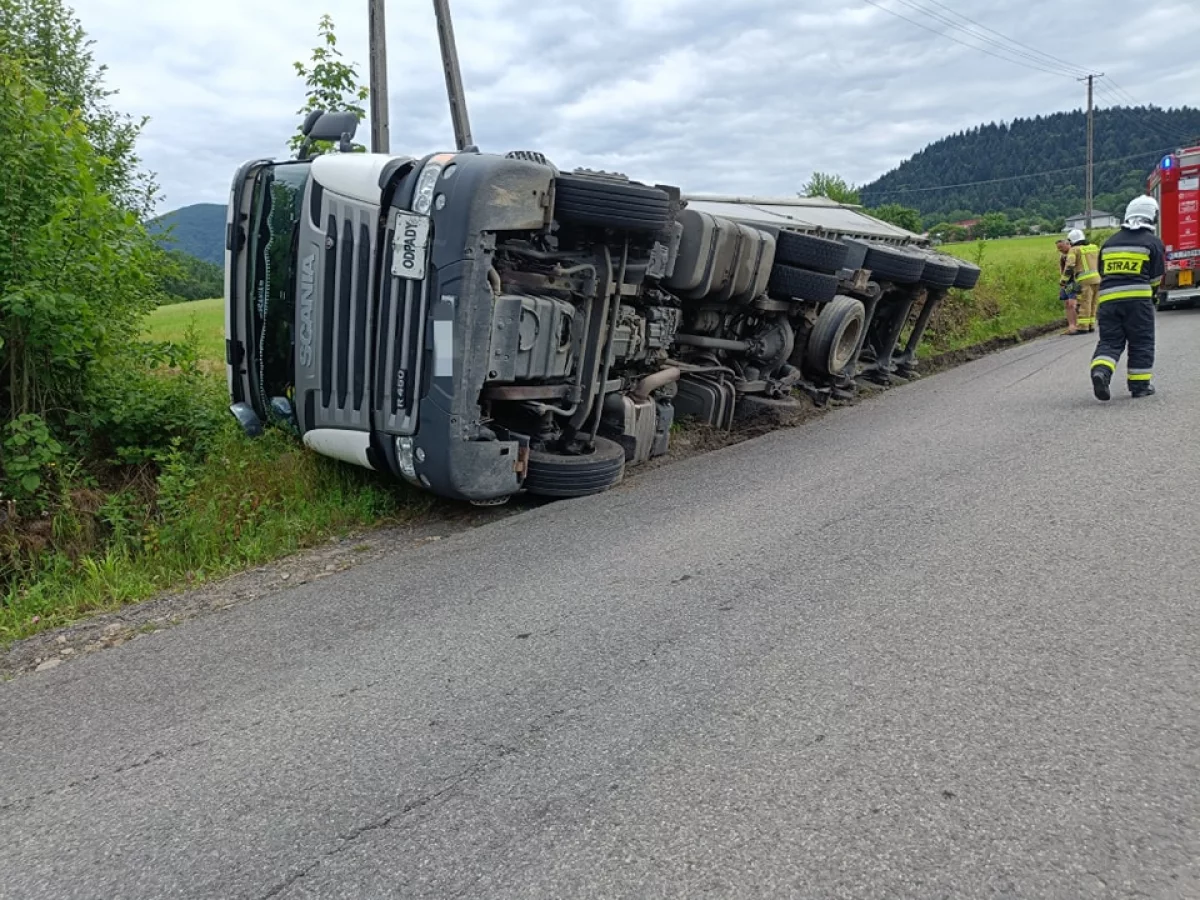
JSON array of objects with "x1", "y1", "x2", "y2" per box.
[
  {"x1": 0, "y1": 4, "x2": 164, "y2": 505},
  {"x1": 289, "y1": 14, "x2": 369, "y2": 156},
  {"x1": 980, "y1": 212, "x2": 1015, "y2": 239},
  {"x1": 0, "y1": 0, "x2": 156, "y2": 218},
  {"x1": 157, "y1": 252, "x2": 224, "y2": 304},
  {"x1": 868, "y1": 203, "x2": 923, "y2": 233},
  {"x1": 802, "y1": 172, "x2": 860, "y2": 205}
]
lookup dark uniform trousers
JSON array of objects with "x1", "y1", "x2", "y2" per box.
[{"x1": 1091, "y1": 297, "x2": 1155, "y2": 390}]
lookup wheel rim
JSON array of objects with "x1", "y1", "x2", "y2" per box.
[{"x1": 832, "y1": 317, "x2": 863, "y2": 371}]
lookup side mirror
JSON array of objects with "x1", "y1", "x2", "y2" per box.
[
  {"x1": 298, "y1": 110, "x2": 361, "y2": 159},
  {"x1": 300, "y1": 110, "x2": 323, "y2": 138},
  {"x1": 308, "y1": 111, "x2": 359, "y2": 145},
  {"x1": 229, "y1": 402, "x2": 264, "y2": 438}
]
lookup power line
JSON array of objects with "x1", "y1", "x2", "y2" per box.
[
  {"x1": 1102, "y1": 77, "x2": 1143, "y2": 107},
  {"x1": 1086, "y1": 76, "x2": 1198, "y2": 146},
  {"x1": 885, "y1": 0, "x2": 1090, "y2": 80},
  {"x1": 1090, "y1": 86, "x2": 1200, "y2": 147},
  {"x1": 860, "y1": 0, "x2": 1077, "y2": 79},
  {"x1": 863, "y1": 145, "x2": 1179, "y2": 198},
  {"x1": 911, "y1": 0, "x2": 1093, "y2": 78}
]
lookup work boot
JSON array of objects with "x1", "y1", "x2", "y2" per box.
[
  {"x1": 1091, "y1": 367, "x2": 1111, "y2": 401},
  {"x1": 1131, "y1": 383, "x2": 1156, "y2": 398}
]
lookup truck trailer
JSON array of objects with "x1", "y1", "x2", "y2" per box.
[{"x1": 224, "y1": 112, "x2": 980, "y2": 505}]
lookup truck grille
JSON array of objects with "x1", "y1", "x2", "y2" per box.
[
  {"x1": 296, "y1": 189, "x2": 378, "y2": 434},
  {"x1": 320, "y1": 215, "x2": 372, "y2": 413},
  {"x1": 373, "y1": 209, "x2": 428, "y2": 436}
]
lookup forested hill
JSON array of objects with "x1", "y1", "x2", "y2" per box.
[
  {"x1": 859, "y1": 106, "x2": 1200, "y2": 223},
  {"x1": 148, "y1": 203, "x2": 226, "y2": 266}
]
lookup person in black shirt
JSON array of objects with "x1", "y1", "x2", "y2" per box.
[{"x1": 1090, "y1": 195, "x2": 1166, "y2": 400}]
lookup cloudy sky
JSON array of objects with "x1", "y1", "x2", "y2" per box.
[{"x1": 69, "y1": 0, "x2": 1200, "y2": 214}]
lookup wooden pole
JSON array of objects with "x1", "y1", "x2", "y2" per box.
[
  {"x1": 368, "y1": 0, "x2": 390, "y2": 153},
  {"x1": 432, "y1": 0, "x2": 473, "y2": 150}
]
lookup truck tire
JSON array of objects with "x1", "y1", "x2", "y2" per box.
[
  {"x1": 767, "y1": 264, "x2": 839, "y2": 304},
  {"x1": 918, "y1": 252, "x2": 961, "y2": 288},
  {"x1": 807, "y1": 296, "x2": 866, "y2": 376},
  {"x1": 845, "y1": 240, "x2": 927, "y2": 284},
  {"x1": 523, "y1": 437, "x2": 626, "y2": 498},
  {"x1": 952, "y1": 261, "x2": 981, "y2": 290},
  {"x1": 554, "y1": 173, "x2": 672, "y2": 232},
  {"x1": 775, "y1": 231, "x2": 849, "y2": 274}
]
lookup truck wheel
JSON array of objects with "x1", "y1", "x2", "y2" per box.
[
  {"x1": 523, "y1": 437, "x2": 626, "y2": 498},
  {"x1": 767, "y1": 264, "x2": 839, "y2": 304},
  {"x1": 775, "y1": 231, "x2": 849, "y2": 274},
  {"x1": 807, "y1": 296, "x2": 866, "y2": 376},
  {"x1": 554, "y1": 173, "x2": 672, "y2": 232},
  {"x1": 918, "y1": 251, "x2": 960, "y2": 288},
  {"x1": 952, "y1": 261, "x2": 981, "y2": 290},
  {"x1": 845, "y1": 240, "x2": 927, "y2": 284}
]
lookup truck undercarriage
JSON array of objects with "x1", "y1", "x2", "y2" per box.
[{"x1": 225, "y1": 119, "x2": 981, "y2": 505}]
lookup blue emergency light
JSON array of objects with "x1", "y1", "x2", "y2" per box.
[{"x1": 1162, "y1": 155, "x2": 1174, "y2": 169}]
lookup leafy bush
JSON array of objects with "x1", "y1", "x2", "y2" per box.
[
  {"x1": 1, "y1": 414, "x2": 64, "y2": 507},
  {"x1": 81, "y1": 334, "x2": 227, "y2": 466},
  {"x1": 0, "y1": 55, "x2": 160, "y2": 447}
]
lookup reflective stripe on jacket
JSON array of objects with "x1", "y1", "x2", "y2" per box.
[{"x1": 1097, "y1": 228, "x2": 1165, "y2": 305}]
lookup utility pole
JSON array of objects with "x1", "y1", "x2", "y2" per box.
[
  {"x1": 368, "y1": 0, "x2": 390, "y2": 153},
  {"x1": 431, "y1": 0, "x2": 473, "y2": 150},
  {"x1": 1079, "y1": 72, "x2": 1103, "y2": 231}
]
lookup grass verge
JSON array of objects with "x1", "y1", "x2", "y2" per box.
[
  {"x1": 0, "y1": 421, "x2": 433, "y2": 643},
  {"x1": 918, "y1": 233, "x2": 1114, "y2": 357}
]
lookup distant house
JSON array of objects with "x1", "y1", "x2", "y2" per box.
[
  {"x1": 953, "y1": 218, "x2": 981, "y2": 229},
  {"x1": 1064, "y1": 210, "x2": 1120, "y2": 231}
]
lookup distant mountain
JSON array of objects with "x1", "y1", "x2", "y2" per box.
[
  {"x1": 149, "y1": 203, "x2": 226, "y2": 266},
  {"x1": 859, "y1": 105, "x2": 1200, "y2": 225}
]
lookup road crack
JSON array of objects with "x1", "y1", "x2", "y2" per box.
[
  {"x1": 0, "y1": 738, "x2": 211, "y2": 814},
  {"x1": 252, "y1": 694, "x2": 608, "y2": 899}
]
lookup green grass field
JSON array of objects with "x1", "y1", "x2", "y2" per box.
[
  {"x1": 929, "y1": 232, "x2": 1117, "y2": 353},
  {"x1": 145, "y1": 297, "x2": 224, "y2": 363},
  {"x1": 942, "y1": 234, "x2": 1054, "y2": 264},
  {"x1": 940, "y1": 230, "x2": 1118, "y2": 266}
]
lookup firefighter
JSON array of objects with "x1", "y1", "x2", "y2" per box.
[
  {"x1": 1057, "y1": 238, "x2": 1080, "y2": 333},
  {"x1": 1090, "y1": 195, "x2": 1165, "y2": 401},
  {"x1": 1064, "y1": 228, "x2": 1101, "y2": 333}
]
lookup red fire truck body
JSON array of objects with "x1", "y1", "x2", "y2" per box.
[{"x1": 1148, "y1": 145, "x2": 1200, "y2": 309}]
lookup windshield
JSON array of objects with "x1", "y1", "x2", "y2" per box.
[{"x1": 245, "y1": 161, "x2": 311, "y2": 410}]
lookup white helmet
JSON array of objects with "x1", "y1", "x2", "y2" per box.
[
  {"x1": 1068, "y1": 228, "x2": 1086, "y2": 244},
  {"x1": 1124, "y1": 195, "x2": 1159, "y2": 230}
]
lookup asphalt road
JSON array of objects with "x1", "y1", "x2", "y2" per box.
[{"x1": 4, "y1": 311, "x2": 1200, "y2": 900}]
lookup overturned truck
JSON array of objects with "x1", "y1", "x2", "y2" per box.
[{"x1": 225, "y1": 114, "x2": 981, "y2": 505}]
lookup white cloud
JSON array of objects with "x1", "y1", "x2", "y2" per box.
[{"x1": 67, "y1": 0, "x2": 1200, "y2": 213}]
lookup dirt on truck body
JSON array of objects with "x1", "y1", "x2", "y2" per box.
[{"x1": 225, "y1": 112, "x2": 981, "y2": 505}]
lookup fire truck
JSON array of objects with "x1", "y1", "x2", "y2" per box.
[{"x1": 1147, "y1": 145, "x2": 1200, "y2": 310}]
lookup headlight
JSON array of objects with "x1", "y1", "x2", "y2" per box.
[
  {"x1": 395, "y1": 436, "x2": 417, "y2": 480},
  {"x1": 412, "y1": 163, "x2": 443, "y2": 215}
]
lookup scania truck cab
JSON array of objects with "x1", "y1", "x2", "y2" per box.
[
  {"x1": 226, "y1": 114, "x2": 696, "y2": 504},
  {"x1": 225, "y1": 112, "x2": 979, "y2": 505}
]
